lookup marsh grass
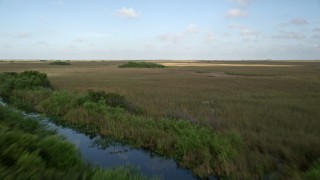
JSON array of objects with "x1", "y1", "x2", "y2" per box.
[
  {"x1": 1, "y1": 61, "x2": 320, "y2": 178},
  {"x1": 36, "y1": 90, "x2": 242, "y2": 177},
  {"x1": 0, "y1": 106, "x2": 149, "y2": 180},
  {"x1": 0, "y1": 70, "x2": 243, "y2": 178}
]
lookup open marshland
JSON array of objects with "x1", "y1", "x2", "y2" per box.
[{"x1": 0, "y1": 60, "x2": 320, "y2": 179}]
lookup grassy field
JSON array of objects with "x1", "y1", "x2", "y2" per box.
[{"x1": 1, "y1": 60, "x2": 320, "y2": 178}]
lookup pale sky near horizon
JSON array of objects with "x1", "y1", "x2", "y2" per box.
[{"x1": 0, "y1": 0, "x2": 320, "y2": 60}]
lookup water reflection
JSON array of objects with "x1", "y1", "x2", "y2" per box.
[{"x1": 45, "y1": 119, "x2": 198, "y2": 180}]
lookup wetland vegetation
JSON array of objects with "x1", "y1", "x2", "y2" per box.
[
  {"x1": 0, "y1": 101, "x2": 149, "y2": 179},
  {"x1": 0, "y1": 60, "x2": 319, "y2": 179},
  {"x1": 118, "y1": 61, "x2": 166, "y2": 68},
  {"x1": 49, "y1": 61, "x2": 71, "y2": 65}
]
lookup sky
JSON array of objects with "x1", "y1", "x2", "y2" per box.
[{"x1": 0, "y1": 0, "x2": 320, "y2": 60}]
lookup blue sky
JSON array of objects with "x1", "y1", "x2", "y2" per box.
[{"x1": 0, "y1": 0, "x2": 319, "y2": 60}]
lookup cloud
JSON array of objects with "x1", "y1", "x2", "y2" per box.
[
  {"x1": 240, "y1": 29, "x2": 260, "y2": 42},
  {"x1": 312, "y1": 34, "x2": 320, "y2": 39},
  {"x1": 272, "y1": 31, "x2": 305, "y2": 39},
  {"x1": 37, "y1": 41, "x2": 49, "y2": 46},
  {"x1": 186, "y1": 24, "x2": 198, "y2": 33},
  {"x1": 159, "y1": 24, "x2": 198, "y2": 44},
  {"x1": 313, "y1": 28, "x2": 320, "y2": 32},
  {"x1": 290, "y1": 18, "x2": 308, "y2": 25},
  {"x1": 228, "y1": 23, "x2": 245, "y2": 29},
  {"x1": 114, "y1": 7, "x2": 139, "y2": 18},
  {"x1": 207, "y1": 33, "x2": 216, "y2": 41},
  {"x1": 158, "y1": 33, "x2": 183, "y2": 44},
  {"x1": 226, "y1": 9, "x2": 247, "y2": 18},
  {"x1": 240, "y1": 29, "x2": 260, "y2": 36},
  {"x1": 229, "y1": 0, "x2": 253, "y2": 5},
  {"x1": 54, "y1": 0, "x2": 65, "y2": 7},
  {"x1": 84, "y1": 32, "x2": 112, "y2": 38},
  {"x1": 280, "y1": 18, "x2": 309, "y2": 26},
  {"x1": 14, "y1": 32, "x2": 32, "y2": 38},
  {"x1": 72, "y1": 38, "x2": 84, "y2": 43},
  {"x1": 2, "y1": 43, "x2": 12, "y2": 49}
]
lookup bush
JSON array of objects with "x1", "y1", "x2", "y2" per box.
[
  {"x1": 49, "y1": 61, "x2": 71, "y2": 65},
  {"x1": 0, "y1": 71, "x2": 52, "y2": 98},
  {"x1": 87, "y1": 90, "x2": 144, "y2": 114},
  {"x1": 118, "y1": 61, "x2": 166, "y2": 68}
]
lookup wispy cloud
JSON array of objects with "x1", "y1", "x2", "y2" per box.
[
  {"x1": 2, "y1": 43, "x2": 12, "y2": 49},
  {"x1": 313, "y1": 28, "x2": 320, "y2": 32},
  {"x1": 290, "y1": 18, "x2": 308, "y2": 25},
  {"x1": 228, "y1": 23, "x2": 245, "y2": 29},
  {"x1": 226, "y1": 9, "x2": 247, "y2": 18},
  {"x1": 159, "y1": 33, "x2": 183, "y2": 44},
  {"x1": 272, "y1": 31, "x2": 305, "y2": 39},
  {"x1": 280, "y1": 18, "x2": 308, "y2": 26},
  {"x1": 37, "y1": 41, "x2": 49, "y2": 46},
  {"x1": 186, "y1": 24, "x2": 198, "y2": 33},
  {"x1": 207, "y1": 33, "x2": 216, "y2": 41},
  {"x1": 54, "y1": 0, "x2": 65, "y2": 7},
  {"x1": 14, "y1": 32, "x2": 32, "y2": 38},
  {"x1": 240, "y1": 29, "x2": 260, "y2": 36},
  {"x1": 240, "y1": 28, "x2": 260, "y2": 42},
  {"x1": 83, "y1": 32, "x2": 112, "y2": 38},
  {"x1": 72, "y1": 38, "x2": 84, "y2": 43},
  {"x1": 312, "y1": 34, "x2": 320, "y2": 39},
  {"x1": 114, "y1": 7, "x2": 139, "y2": 18},
  {"x1": 159, "y1": 24, "x2": 199, "y2": 44},
  {"x1": 229, "y1": 0, "x2": 253, "y2": 6}
]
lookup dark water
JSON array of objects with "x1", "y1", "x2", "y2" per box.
[
  {"x1": 13, "y1": 109, "x2": 198, "y2": 180},
  {"x1": 52, "y1": 123, "x2": 197, "y2": 179}
]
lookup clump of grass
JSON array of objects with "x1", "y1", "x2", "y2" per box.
[
  {"x1": 118, "y1": 61, "x2": 166, "y2": 68},
  {"x1": 49, "y1": 61, "x2": 71, "y2": 65}
]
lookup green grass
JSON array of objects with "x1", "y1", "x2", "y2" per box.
[
  {"x1": 0, "y1": 61, "x2": 319, "y2": 179},
  {"x1": 119, "y1": 61, "x2": 166, "y2": 68},
  {"x1": 0, "y1": 105, "x2": 149, "y2": 180}
]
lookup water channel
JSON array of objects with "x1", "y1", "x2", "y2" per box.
[{"x1": 1, "y1": 100, "x2": 199, "y2": 180}]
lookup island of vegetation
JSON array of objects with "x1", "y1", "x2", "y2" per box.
[
  {"x1": 49, "y1": 61, "x2": 71, "y2": 65},
  {"x1": 118, "y1": 61, "x2": 166, "y2": 68}
]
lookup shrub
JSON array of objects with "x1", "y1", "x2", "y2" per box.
[
  {"x1": 118, "y1": 61, "x2": 166, "y2": 68},
  {"x1": 86, "y1": 90, "x2": 144, "y2": 114},
  {"x1": 49, "y1": 61, "x2": 71, "y2": 65},
  {"x1": 0, "y1": 71, "x2": 52, "y2": 98}
]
